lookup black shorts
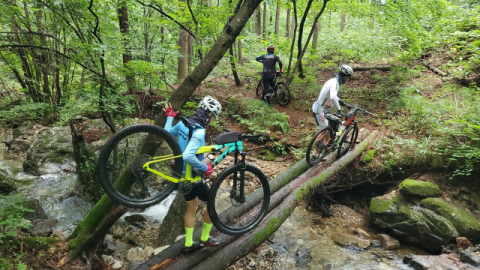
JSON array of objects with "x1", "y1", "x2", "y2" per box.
[{"x1": 184, "y1": 182, "x2": 210, "y2": 202}]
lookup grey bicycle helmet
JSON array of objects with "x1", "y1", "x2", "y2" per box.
[{"x1": 339, "y1": 65, "x2": 353, "y2": 76}]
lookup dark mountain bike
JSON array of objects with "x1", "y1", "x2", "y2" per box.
[
  {"x1": 306, "y1": 102, "x2": 373, "y2": 166},
  {"x1": 98, "y1": 119, "x2": 270, "y2": 235},
  {"x1": 255, "y1": 71, "x2": 291, "y2": 106}
]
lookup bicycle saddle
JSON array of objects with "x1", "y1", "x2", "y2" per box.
[{"x1": 214, "y1": 132, "x2": 240, "y2": 145}]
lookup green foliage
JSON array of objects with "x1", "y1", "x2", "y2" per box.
[
  {"x1": 0, "y1": 194, "x2": 33, "y2": 244},
  {"x1": 231, "y1": 99, "x2": 290, "y2": 134},
  {"x1": 0, "y1": 102, "x2": 49, "y2": 123}
]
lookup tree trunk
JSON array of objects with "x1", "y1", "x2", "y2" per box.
[
  {"x1": 238, "y1": 40, "x2": 242, "y2": 63},
  {"x1": 192, "y1": 131, "x2": 379, "y2": 270},
  {"x1": 157, "y1": 193, "x2": 187, "y2": 247},
  {"x1": 275, "y1": 4, "x2": 280, "y2": 35},
  {"x1": 286, "y1": 9, "x2": 290, "y2": 38},
  {"x1": 312, "y1": 20, "x2": 321, "y2": 53},
  {"x1": 36, "y1": 8, "x2": 52, "y2": 104},
  {"x1": 255, "y1": 7, "x2": 261, "y2": 36},
  {"x1": 287, "y1": 0, "x2": 328, "y2": 85},
  {"x1": 296, "y1": 0, "x2": 315, "y2": 79},
  {"x1": 229, "y1": 45, "x2": 242, "y2": 86},
  {"x1": 262, "y1": 2, "x2": 267, "y2": 38},
  {"x1": 341, "y1": 12, "x2": 346, "y2": 32},
  {"x1": 290, "y1": 10, "x2": 295, "y2": 39},
  {"x1": 286, "y1": 0, "x2": 298, "y2": 75},
  {"x1": 63, "y1": 0, "x2": 262, "y2": 265},
  {"x1": 188, "y1": 34, "x2": 193, "y2": 72},
  {"x1": 118, "y1": 1, "x2": 137, "y2": 94},
  {"x1": 178, "y1": 28, "x2": 188, "y2": 81}
]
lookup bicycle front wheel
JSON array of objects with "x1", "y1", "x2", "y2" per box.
[
  {"x1": 275, "y1": 82, "x2": 291, "y2": 106},
  {"x1": 207, "y1": 163, "x2": 270, "y2": 235},
  {"x1": 255, "y1": 79, "x2": 263, "y2": 97},
  {"x1": 98, "y1": 124, "x2": 183, "y2": 208},
  {"x1": 306, "y1": 127, "x2": 334, "y2": 166},
  {"x1": 337, "y1": 125, "x2": 359, "y2": 158}
]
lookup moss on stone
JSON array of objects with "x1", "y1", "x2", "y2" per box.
[
  {"x1": 421, "y1": 197, "x2": 480, "y2": 240},
  {"x1": 370, "y1": 196, "x2": 399, "y2": 214},
  {"x1": 257, "y1": 149, "x2": 277, "y2": 161},
  {"x1": 399, "y1": 179, "x2": 441, "y2": 198},
  {"x1": 422, "y1": 208, "x2": 459, "y2": 239}
]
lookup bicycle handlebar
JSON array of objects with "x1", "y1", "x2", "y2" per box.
[{"x1": 341, "y1": 102, "x2": 374, "y2": 116}]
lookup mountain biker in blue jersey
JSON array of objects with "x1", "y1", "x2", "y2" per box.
[
  {"x1": 163, "y1": 96, "x2": 222, "y2": 254},
  {"x1": 256, "y1": 44, "x2": 283, "y2": 106},
  {"x1": 312, "y1": 64, "x2": 353, "y2": 136}
]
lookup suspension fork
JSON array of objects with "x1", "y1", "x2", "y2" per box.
[{"x1": 231, "y1": 150, "x2": 246, "y2": 203}]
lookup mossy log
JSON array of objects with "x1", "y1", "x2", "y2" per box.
[{"x1": 138, "y1": 130, "x2": 377, "y2": 270}]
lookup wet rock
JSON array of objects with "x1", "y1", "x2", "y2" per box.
[
  {"x1": 457, "y1": 237, "x2": 474, "y2": 250},
  {"x1": 9, "y1": 139, "x2": 32, "y2": 153},
  {"x1": 403, "y1": 254, "x2": 477, "y2": 270},
  {"x1": 295, "y1": 246, "x2": 312, "y2": 267},
  {"x1": 349, "y1": 227, "x2": 371, "y2": 239},
  {"x1": 0, "y1": 174, "x2": 16, "y2": 195},
  {"x1": 127, "y1": 232, "x2": 143, "y2": 246},
  {"x1": 112, "y1": 225, "x2": 125, "y2": 239},
  {"x1": 421, "y1": 197, "x2": 480, "y2": 242},
  {"x1": 459, "y1": 250, "x2": 480, "y2": 267},
  {"x1": 28, "y1": 219, "x2": 58, "y2": 237},
  {"x1": 154, "y1": 245, "x2": 168, "y2": 255},
  {"x1": 377, "y1": 234, "x2": 400, "y2": 250},
  {"x1": 331, "y1": 233, "x2": 371, "y2": 249},
  {"x1": 127, "y1": 261, "x2": 144, "y2": 270},
  {"x1": 126, "y1": 246, "x2": 154, "y2": 262},
  {"x1": 125, "y1": 214, "x2": 147, "y2": 226},
  {"x1": 399, "y1": 179, "x2": 441, "y2": 198},
  {"x1": 102, "y1": 255, "x2": 123, "y2": 270}
]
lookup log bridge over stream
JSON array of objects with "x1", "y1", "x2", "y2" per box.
[{"x1": 136, "y1": 130, "x2": 379, "y2": 270}]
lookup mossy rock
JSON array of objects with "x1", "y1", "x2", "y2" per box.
[
  {"x1": 422, "y1": 208, "x2": 459, "y2": 240},
  {"x1": 399, "y1": 179, "x2": 441, "y2": 198},
  {"x1": 421, "y1": 198, "x2": 480, "y2": 242},
  {"x1": 257, "y1": 149, "x2": 277, "y2": 161}
]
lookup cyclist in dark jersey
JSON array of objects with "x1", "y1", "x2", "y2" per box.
[{"x1": 256, "y1": 44, "x2": 283, "y2": 106}]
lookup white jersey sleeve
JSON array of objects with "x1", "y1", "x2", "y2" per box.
[{"x1": 312, "y1": 78, "x2": 340, "y2": 113}]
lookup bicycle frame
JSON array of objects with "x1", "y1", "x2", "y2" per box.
[{"x1": 142, "y1": 141, "x2": 244, "y2": 183}]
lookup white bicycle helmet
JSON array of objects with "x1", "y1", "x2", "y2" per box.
[
  {"x1": 339, "y1": 65, "x2": 353, "y2": 76},
  {"x1": 199, "y1": 96, "x2": 222, "y2": 117}
]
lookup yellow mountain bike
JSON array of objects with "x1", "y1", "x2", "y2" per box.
[{"x1": 98, "y1": 121, "x2": 270, "y2": 235}]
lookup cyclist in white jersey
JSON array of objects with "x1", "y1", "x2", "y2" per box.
[{"x1": 312, "y1": 65, "x2": 353, "y2": 131}]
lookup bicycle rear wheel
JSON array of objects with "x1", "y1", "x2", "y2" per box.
[
  {"x1": 255, "y1": 79, "x2": 263, "y2": 97},
  {"x1": 207, "y1": 163, "x2": 270, "y2": 235},
  {"x1": 275, "y1": 82, "x2": 291, "y2": 106},
  {"x1": 337, "y1": 125, "x2": 358, "y2": 158},
  {"x1": 306, "y1": 127, "x2": 334, "y2": 166},
  {"x1": 98, "y1": 124, "x2": 183, "y2": 208}
]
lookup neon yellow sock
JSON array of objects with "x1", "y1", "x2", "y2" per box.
[
  {"x1": 185, "y1": 227, "x2": 194, "y2": 247},
  {"x1": 200, "y1": 222, "x2": 213, "y2": 242}
]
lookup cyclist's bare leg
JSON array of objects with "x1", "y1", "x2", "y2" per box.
[{"x1": 185, "y1": 198, "x2": 198, "y2": 228}]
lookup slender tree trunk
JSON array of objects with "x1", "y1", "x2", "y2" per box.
[
  {"x1": 312, "y1": 20, "x2": 321, "y2": 53},
  {"x1": 36, "y1": 9, "x2": 52, "y2": 104},
  {"x1": 178, "y1": 28, "x2": 188, "y2": 81},
  {"x1": 296, "y1": 0, "x2": 314, "y2": 79},
  {"x1": 341, "y1": 12, "x2": 345, "y2": 32},
  {"x1": 286, "y1": 0, "x2": 298, "y2": 75},
  {"x1": 290, "y1": 10, "x2": 295, "y2": 39},
  {"x1": 262, "y1": 2, "x2": 267, "y2": 38},
  {"x1": 238, "y1": 40, "x2": 242, "y2": 63},
  {"x1": 188, "y1": 34, "x2": 193, "y2": 72},
  {"x1": 230, "y1": 45, "x2": 241, "y2": 86},
  {"x1": 118, "y1": 1, "x2": 137, "y2": 94},
  {"x1": 255, "y1": 7, "x2": 261, "y2": 35},
  {"x1": 286, "y1": 9, "x2": 290, "y2": 38},
  {"x1": 275, "y1": 4, "x2": 280, "y2": 35}
]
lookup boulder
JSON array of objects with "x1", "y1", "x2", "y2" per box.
[
  {"x1": 28, "y1": 219, "x2": 58, "y2": 237},
  {"x1": 23, "y1": 127, "x2": 74, "y2": 174},
  {"x1": 377, "y1": 234, "x2": 400, "y2": 250},
  {"x1": 330, "y1": 233, "x2": 371, "y2": 249},
  {"x1": 421, "y1": 198, "x2": 480, "y2": 242},
  {"x1": 459, "y1": 250, "x2": 480, "y2": 267},
  {"x1": 403, "y1": 254, "x2": 477, "y2": 270},
  {"x1": 399, "y1": 179, "x2": 441, "y2": 198}
]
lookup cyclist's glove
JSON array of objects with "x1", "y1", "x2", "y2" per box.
[
  {"x1": 204, "y1": 164, "x2": 213, "y2": 177},
  {"x1": 164, "y1": 108, "x2": 178, "y2": 118},
  {"x1": 339, "y1": 100, "x2": 346, "y2": 106}
]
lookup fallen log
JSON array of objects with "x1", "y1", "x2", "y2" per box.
[
  {"x1": 192, "y1": 130, "x2": 378, "y2": 270},
  {"x1": 423, "y1": 63, "x2": 446, "y2": 76}
]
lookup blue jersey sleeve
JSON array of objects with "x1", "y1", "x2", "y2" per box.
[
  {"x1": 164, "y1": 116, "x2": 179, "y2": 137},
  {"x1": 183, "y1": 128, "x2": 208, "y2": 172}
]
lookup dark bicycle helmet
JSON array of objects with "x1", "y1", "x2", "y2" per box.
[{"x1": 267, "y1": 44, "x2": 275, "y2": 51}]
